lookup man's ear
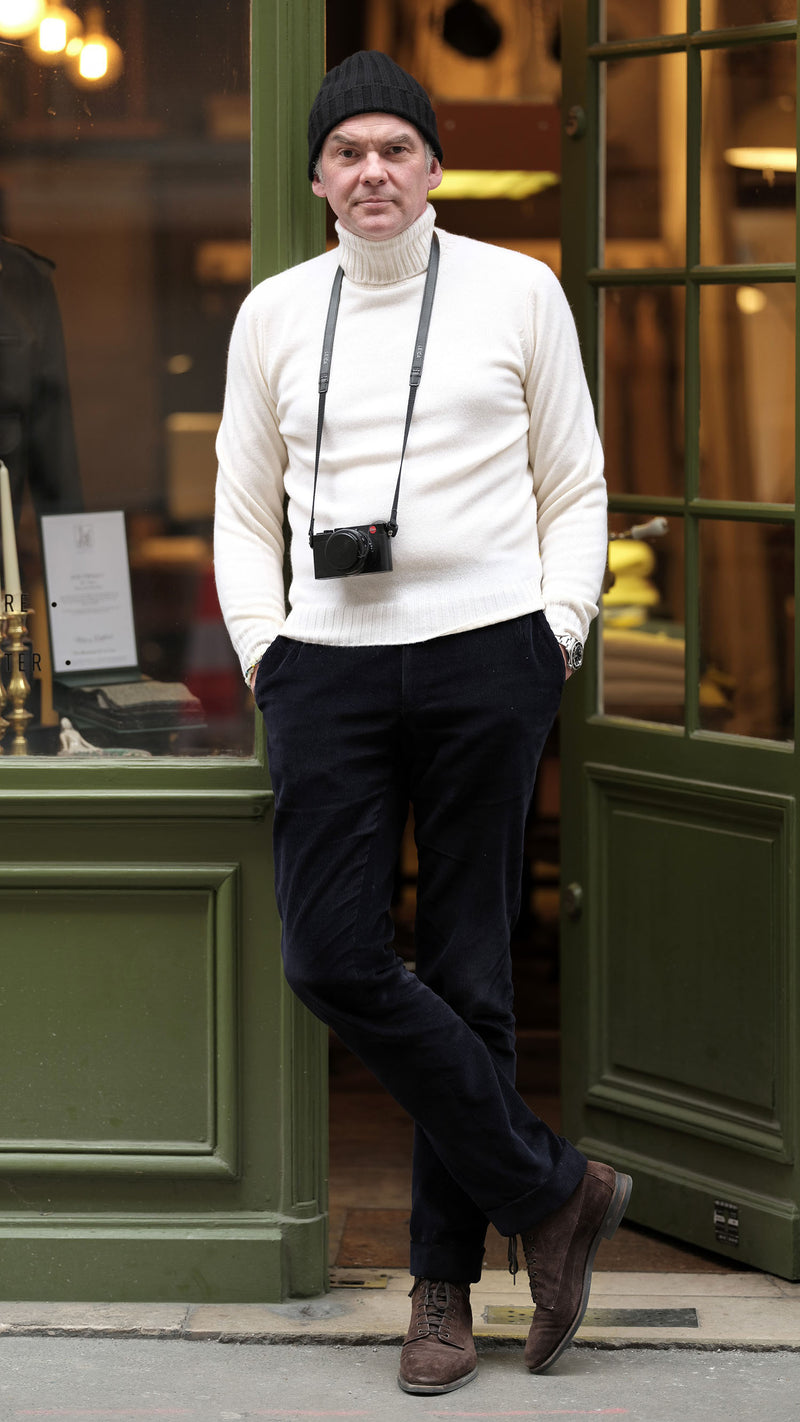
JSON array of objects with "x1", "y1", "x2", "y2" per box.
[
  {"x1": 427, "y1": 158, "x2": 443, "y2": 195},
  {"x1": 311, "y1": 172, "x2": 326, "y2": 199}
]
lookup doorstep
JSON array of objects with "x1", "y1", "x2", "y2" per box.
[{"x1": 0, "y1": 1269, "x2": 798, "y2": 1349}]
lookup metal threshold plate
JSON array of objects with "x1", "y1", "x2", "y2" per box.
[
  {"x1": 330, "y1": 1271, "x2": 390, "y2": 1290},
  {"x1": 483, "y1": 1305, "x2": 699, "y2": 1328}
]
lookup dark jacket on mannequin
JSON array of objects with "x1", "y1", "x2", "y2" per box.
[{"x1": 0, "y1": 236, "x2": 82, "y2": 519}]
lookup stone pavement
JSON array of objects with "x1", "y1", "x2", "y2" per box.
[
  {"x1": 1, "y1": 1265, "x2": 797, "y2": 1349},
  {"x1": 1, "y1": 1268, "x2": 799, "y2": 1422},
  {"x1": 1, "y1": 1338, "x2": 800, "y2": 1422}
]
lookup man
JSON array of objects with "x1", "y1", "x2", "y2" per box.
[{"x1": 215, "y1": 50, "x2": 630, "y2": 1397}]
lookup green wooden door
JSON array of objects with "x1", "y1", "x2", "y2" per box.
[{"x1": 559, "y1": 0, "x2": 798, "y2": 1279}]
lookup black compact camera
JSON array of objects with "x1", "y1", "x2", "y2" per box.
[{"x1": 312, "y1": 522, "x2": 393, "y2": 580}]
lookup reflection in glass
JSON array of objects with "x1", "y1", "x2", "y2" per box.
[
  {"x1": 601, "y1": 0, "x2": 682, "y2": 43},
  {"x1": 700, "y1": 284, "x2": 795, "y2": 502},
  {"x1": 602, "y1": 514, "x2": 685, "y2": 725},
  {"x1": 700, "y1": 520, "x2": 794, "y2": 739},
  {"x1": 703, "y1": 1, "x2": 796, "y2": 25},
  {"x1": 0, "y1": 2, "x2": 252, "y2": 757},
  {"x1": 603, "y1": 51, "x2": 686, "y2": 268},
  {"x1": 701, "y1": 42, "x2": 796, "y2": 266},
  {"x1": 603, "y1": 287, "x2": 685, "y2": 498}
]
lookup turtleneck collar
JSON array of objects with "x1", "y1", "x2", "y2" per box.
[{"x1": 335, "y1": 203, "x2": 437, "y2": 287}]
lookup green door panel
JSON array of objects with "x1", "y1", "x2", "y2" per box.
[{"x1": 586, "y1": 770, "x2": 793, "y2": 1159}]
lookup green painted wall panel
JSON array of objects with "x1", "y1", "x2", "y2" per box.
[{"x1": 0, "y1": 1227, "x2": 286, "y2": 1304}]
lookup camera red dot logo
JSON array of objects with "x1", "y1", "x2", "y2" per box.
[{"x1": 369, "y1": 525, "x2": 377, "y2": 533}]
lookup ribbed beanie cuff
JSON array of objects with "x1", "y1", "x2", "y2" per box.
[{"x1": 308, "y1": 50, "x2": 443, "y2": 180}]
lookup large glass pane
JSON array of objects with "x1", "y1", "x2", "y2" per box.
[
  {"x1": 602, "y1": 513, "x2": 685, "y2": 725},
  {"x1": 603, "y1": 286, "x2": 685, "y2": 497},
  {"x1": 603, "y1": 52, "x2": 687, "y2": 268},
  {"x1": 0, "y1": 1, "x2": 251, "y2": 757},
  {"x1": 701, "y1": 41, "x2": 796, "y2": 266},
  {"x1": 700, "y1": 283, "x2": 795, "y2": 502},
  {"x1": 699, "y1": 520, "x2": 794, "y2": 738},
  {"x1": 703, "y1": 1, "x2": 796, "y2": 25},
  {"x1": 601, "y1": 0, "x2": 686, "y2": 43}
]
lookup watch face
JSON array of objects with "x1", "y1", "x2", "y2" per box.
[{"x1": 570, "y1": 641, "x2": 584, "y2": 670}]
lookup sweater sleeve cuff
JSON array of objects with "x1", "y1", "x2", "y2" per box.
[{"x1": 544, "y1": 602, "x2": 592, "y2": 644}]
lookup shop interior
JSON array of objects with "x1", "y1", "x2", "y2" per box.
[{"x1": 0, "y1": 0, "x2": 794, "y2": 1269}]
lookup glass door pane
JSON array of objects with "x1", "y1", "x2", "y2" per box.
[
  {"x1": 603, "y1": 51, "x2": 687, "y2": 268},
  {"x1": 699, "y1": 283, "x2": 795, "y2": 502},
  {"x1": 603, "y1": 286, "x2": 686, "y2": 498},
  {"x1": 603, "y1": 514, "x2": 686, "y2": 725},
  {"x1": 699, "y1": 520, "x2": 794, "y2": 739},
  {"x1": 602, "y1": 0, "x2": 686, "y2": 42},
  {"x1": 702, "y1": 1, "x2": 796, "y2": 25},
  {"x1": 701, "y1": 41, "x2": 796, "y2": 267}
]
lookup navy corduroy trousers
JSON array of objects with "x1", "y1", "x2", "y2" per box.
[{"x1": 255, "y1": 611, "x2": 587, "y2": 1283}]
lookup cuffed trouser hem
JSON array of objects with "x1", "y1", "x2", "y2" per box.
[
  {"x1": 409, "y1": 1242, "x2": 486, "y2": 1286},
  {"x1": 488, "y1": 1142, "x2": 588, "y2": 1237}
]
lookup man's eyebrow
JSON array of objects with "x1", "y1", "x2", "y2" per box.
[{"x1": 327, "y1": 128, "x2": 417, "y2": 146}]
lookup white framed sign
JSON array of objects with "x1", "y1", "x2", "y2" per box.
[{"x1": 41, "y1": 511, "x2": 138, "y2": 676}]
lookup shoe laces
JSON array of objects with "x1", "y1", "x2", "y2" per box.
[
  {"x1": 408, "y1": 1278, "x2": 460, "y2": 1341},
  {"x1": 508, "y1": 1233, "x2": 539, "y2": 1299}
]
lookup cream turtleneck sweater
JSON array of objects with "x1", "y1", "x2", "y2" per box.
[{"x1": 214, "y1": 205, "x2": 606, "y2": 678}]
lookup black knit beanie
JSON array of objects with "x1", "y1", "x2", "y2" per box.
[{"x1": 308, "y1": 51, "x2": 443, "y2": 181}]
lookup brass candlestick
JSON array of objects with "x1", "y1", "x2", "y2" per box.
[
  {"x1": 4, "y1": 601, "x2": 33, "y2": 755},
  {"x1": 0, "y1": 606, "x2": 9, "y2": 752}
]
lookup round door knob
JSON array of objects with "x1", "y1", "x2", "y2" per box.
[
  {"x1": 563, "y1": 882, "x2": 584, "y2": 920},
  {"x1": 565, "y1": 106, "x2": 586, "y2": 140}
]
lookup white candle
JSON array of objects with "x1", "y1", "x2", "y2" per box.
[{"x1": 0, "y1": 460, "x2": 21, "y2": 609}]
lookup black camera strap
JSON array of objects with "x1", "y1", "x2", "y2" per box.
[{"x1": 308, "y1": 231, "x2": 440, "y2": 546}]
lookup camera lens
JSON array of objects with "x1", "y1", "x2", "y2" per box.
[{"x1": 325, "y1": 528, "x2": 369, "y2": 574}]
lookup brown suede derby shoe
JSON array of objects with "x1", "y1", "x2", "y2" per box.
[
  {"x1": 519, "y1": 1160, "x2": 632, "y2": 1374},
  {"x1": 397, "y1": 1278, "x2": 478, "y2": 1395}
]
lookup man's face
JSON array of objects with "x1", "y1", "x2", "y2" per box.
[{"x1": 312, "y1": 112, "x2": 443, "y2": 241}]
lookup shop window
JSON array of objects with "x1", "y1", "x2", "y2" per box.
[{"x1": 0, "y1": 0, "x2": 252, "y2": 757}]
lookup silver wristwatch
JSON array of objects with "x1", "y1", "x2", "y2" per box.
[{"x1": 555, "y1": 634, "x2": 584, "y2": 671}]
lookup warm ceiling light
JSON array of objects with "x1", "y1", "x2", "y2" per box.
[
  {"x1": 724, "y1": 95, "x2": 796, "y2": 179},
  {"x1": 724, "y1": 145, "x2": 796, "y2": 174},
  {"x1": 0, "y1": 0, "x2": 45, "y2": 39},
  {"x1": 434, "y1": 169, "x2": 559, "y2": 200},
  {"x1": 66, "y1": 4, "x2": 123, "y2": 89},
  {"x1": 23, "y1": 3, "x2": 82, "y2": 65}
]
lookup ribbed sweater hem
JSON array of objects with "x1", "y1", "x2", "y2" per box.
[{"x1": 280, "y1": 579, "x2": 547, "y2": 647}]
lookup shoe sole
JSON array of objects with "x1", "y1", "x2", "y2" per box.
[
  {"x1": 527, "y1": 1170, "x2": 633, "y2": 1376},
  {"x1": 397, "y1": 1365, "x2": 478, "y2": 1395}
]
